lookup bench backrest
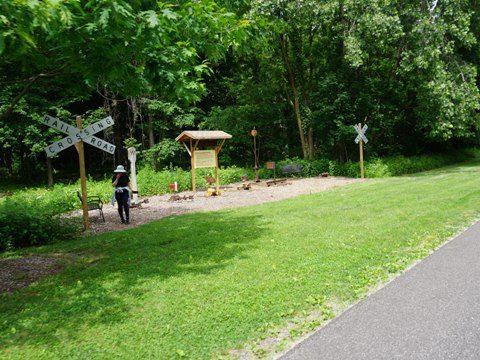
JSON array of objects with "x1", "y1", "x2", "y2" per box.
[{"x1": 280, "y1": 164, "x2": 303, "y2": 174}]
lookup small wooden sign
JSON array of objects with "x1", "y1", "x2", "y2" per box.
[
  {"x1": 266, "y1": 161, "x2": 275, "y2": 169},
  {"x1": 194, "y1": 150, "x2": 216, "y2": 168}
]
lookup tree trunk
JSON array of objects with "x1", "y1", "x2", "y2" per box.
[
  {"x1": 148, "y1": 114, "x2": 155, "y2": 148},
  {"x1": 147, "y1": 114, "x2": 159, "y2": 170},
  {"x1": 20, "y1": 146, "x2": 31, "y2": 181},
  {"x1": 111, "y1": 98, "x2": 128, "y2": 166},
  {"x1": 46, "y1": 156, "x2": 54, "y2": 187},
  {"x1": 307, "y1": 127, "x2": 314, "y2": 159},
  {"x1": 3, "y1": 152, "x2": 13, "y2": 176},
  {"x1": 280, "y1": 33, "x2": 310, "y2": 159}
]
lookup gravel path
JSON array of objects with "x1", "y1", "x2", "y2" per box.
[{"x1": 86, "y1": 176, "x2": 363, "y2": 234}]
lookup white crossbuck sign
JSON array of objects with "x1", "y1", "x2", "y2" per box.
[
  {"x1": 354, "y1": 124, "x2": 368, "y2": 144},
  {"x1": 43, "y1": 115, "x2": 116, "y2": 157}
]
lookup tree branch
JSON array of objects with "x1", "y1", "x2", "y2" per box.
[{"x1": 0, "y1": 65, "x2": 67, "y2": 121}]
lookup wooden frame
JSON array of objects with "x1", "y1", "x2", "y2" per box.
[{"x1": 175, "y1": 131, "x2": 232, "y2": 192}]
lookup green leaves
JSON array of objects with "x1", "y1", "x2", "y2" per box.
[
  {"x1": 1, "y1": 0, "x2": 251, "y2": 114},
  {"x1": 162, "y1": 8, "x2": 178, "y2": 21}
]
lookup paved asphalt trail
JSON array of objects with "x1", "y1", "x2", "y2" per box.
[{"x1": 280, "y1": 221, "x2": 480, "y2": 360}]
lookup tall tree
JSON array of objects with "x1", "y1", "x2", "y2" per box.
[
  {"x1": 1, "y1": 0, "x2": 251, "y2": 172},
  {"x1": 249, "y1": 0, "x2": 326, "y2": 160}
]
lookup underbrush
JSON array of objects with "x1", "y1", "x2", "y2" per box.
[
  {"x1": 0, "y1": 199, "x2": 80, "y2": 252},
  {"x1": 279, "y1": 148, "x2": 480, "y2": 178}
]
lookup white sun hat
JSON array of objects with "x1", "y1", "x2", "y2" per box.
[{"x1": 114, "y1": 165, "x2": 127, "y2": 173}]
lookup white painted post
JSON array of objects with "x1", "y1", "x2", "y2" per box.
[{"x1": 127, "y1": 147, "x2": 138, "y2": 204}]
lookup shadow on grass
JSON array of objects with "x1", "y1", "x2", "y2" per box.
[{"x1": 0, "y1": 209, "x2": 268, "y2": 350}]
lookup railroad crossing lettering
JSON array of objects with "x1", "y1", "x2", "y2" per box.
[
  {"x1": 354, "y1": 123, "x2": 368, "y2": 144},
  {"x1": 43, "y1": 115, "x2": 79, "y2": 136},
  {"x1": 81, "y1": 116, "x2": 114, "y2": 138},
  {"x1": 84, "y1": 136, "x2": 116, "y2": 153},
  {"x1": 43, "y1": 115, "x2": 116, "y2": 157}
]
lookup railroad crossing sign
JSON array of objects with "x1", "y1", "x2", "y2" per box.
[
  {"x1": 354, "y1": 123, "x2": 368, "y2": 144},
  {"x1": 43, "y1": 114, "x2": 116, "y2": 231},
  {"x1": 354, "y1": 122, "x2": 368, "y2": 179},
  {"x1": 43, "y1": 115, "x2": 116, "y2": 157}
]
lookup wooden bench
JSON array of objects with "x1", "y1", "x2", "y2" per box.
[
  {"x1": 279, "y1": 164, "x2": 303, "y2": 175},
  {"x1": 77, "y1": 191, "x2": 105, "y2": 222}
]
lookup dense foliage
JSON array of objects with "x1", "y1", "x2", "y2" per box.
[
  {"x1": 1, "y1": 0, "x2": 479, "y2": 183},
  {"x1": 0, "y1": 199, "x2": 79, "y2": 251}
]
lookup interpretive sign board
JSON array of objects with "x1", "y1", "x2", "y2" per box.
[{"x1": 194, "y1": 150, "x2": 216, "y2": 168}]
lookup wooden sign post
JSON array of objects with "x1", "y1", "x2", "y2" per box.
[
  {"x1": 176, "y1": 131, "x2": 232, "y2": 192},
  {"x1": 266, "y1": 161, "x2": 276, "y2": 181},
  {"x1": 76, "y1": 116, "x2": 89, "y2": 230},
  {"x1": 354, "y1": 123, "x2": 368, "y2": 179},
  {"x1": 43, "y1": 114, "x2": 116, "y2": 230},
  {"x1": 252, "y1": 127, "x2": 259, "y2": 182}
]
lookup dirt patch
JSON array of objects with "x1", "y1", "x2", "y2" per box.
[
  {"x1": 0, "y1": 176, "x2": 363, "y2": 294},
  {"x1": 0, "y1": 256, "x2": 62, "y2": 294}
]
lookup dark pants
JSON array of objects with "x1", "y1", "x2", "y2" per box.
[{"x1": 115, "y1": 191, "x2": 130, "y2": 222}]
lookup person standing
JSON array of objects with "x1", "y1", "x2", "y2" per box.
[{"x1": 112, "y1": 165, "x2": 131, "y2": 224}]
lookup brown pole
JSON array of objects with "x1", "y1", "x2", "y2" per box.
[
  {"x1": 190, "y1": 140, "x2": 196, "y2": 192},
  {"x1": 77, "y1": 116, "x2": 90, "y2": 231},
  {"x1": 252, "y1": 128, "x2": 258, "y2": 182},
  {"x1": 215, "y1": 147, "x2": 220, "y2": 193},
  {"x1": 359, "y1": 122, "x2": 364, "y2": 179}
]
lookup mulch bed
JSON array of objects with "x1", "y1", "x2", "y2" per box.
[{"x1": 0, "y1": 256, "x2": 62, "y2": 294}]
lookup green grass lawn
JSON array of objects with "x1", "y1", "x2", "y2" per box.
[{"x1": 1, "y1": 161, "x2": 480, "y2": 359}]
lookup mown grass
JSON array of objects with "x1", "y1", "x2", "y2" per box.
[{"x1": 1, "y1": 161, "x2": 480, "y2": 359}]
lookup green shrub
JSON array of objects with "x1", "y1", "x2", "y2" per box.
[
  {"x1": 216, "y1": 165, "x2": 250, "y2": 184},
  {"x1": 305, "y1": 159, "x2": 330, "y2": 176},
  {"x1": 328, "y1": 160, "x2": 340, "y2": 176},
  {"x1": 343, "y1": 160, "x2": 361, "y2": 178},
  {"x1": 365, "y1": 158, "x2": 391, "y2": 178},
  {"x1": 0, "y1": 199, "x2": 80, "y2": 252},
  {"x1": 137, "y1": 165, "x2": 187, "y2": 194}
]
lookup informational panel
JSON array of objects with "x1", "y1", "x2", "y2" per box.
[{"x1": 194, "y1": 150, "x2": 216, "y2": 168}]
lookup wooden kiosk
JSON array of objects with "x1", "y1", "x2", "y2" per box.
[{"x1": 175, "y1": 130, "x2": 232, "y2": 192}]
